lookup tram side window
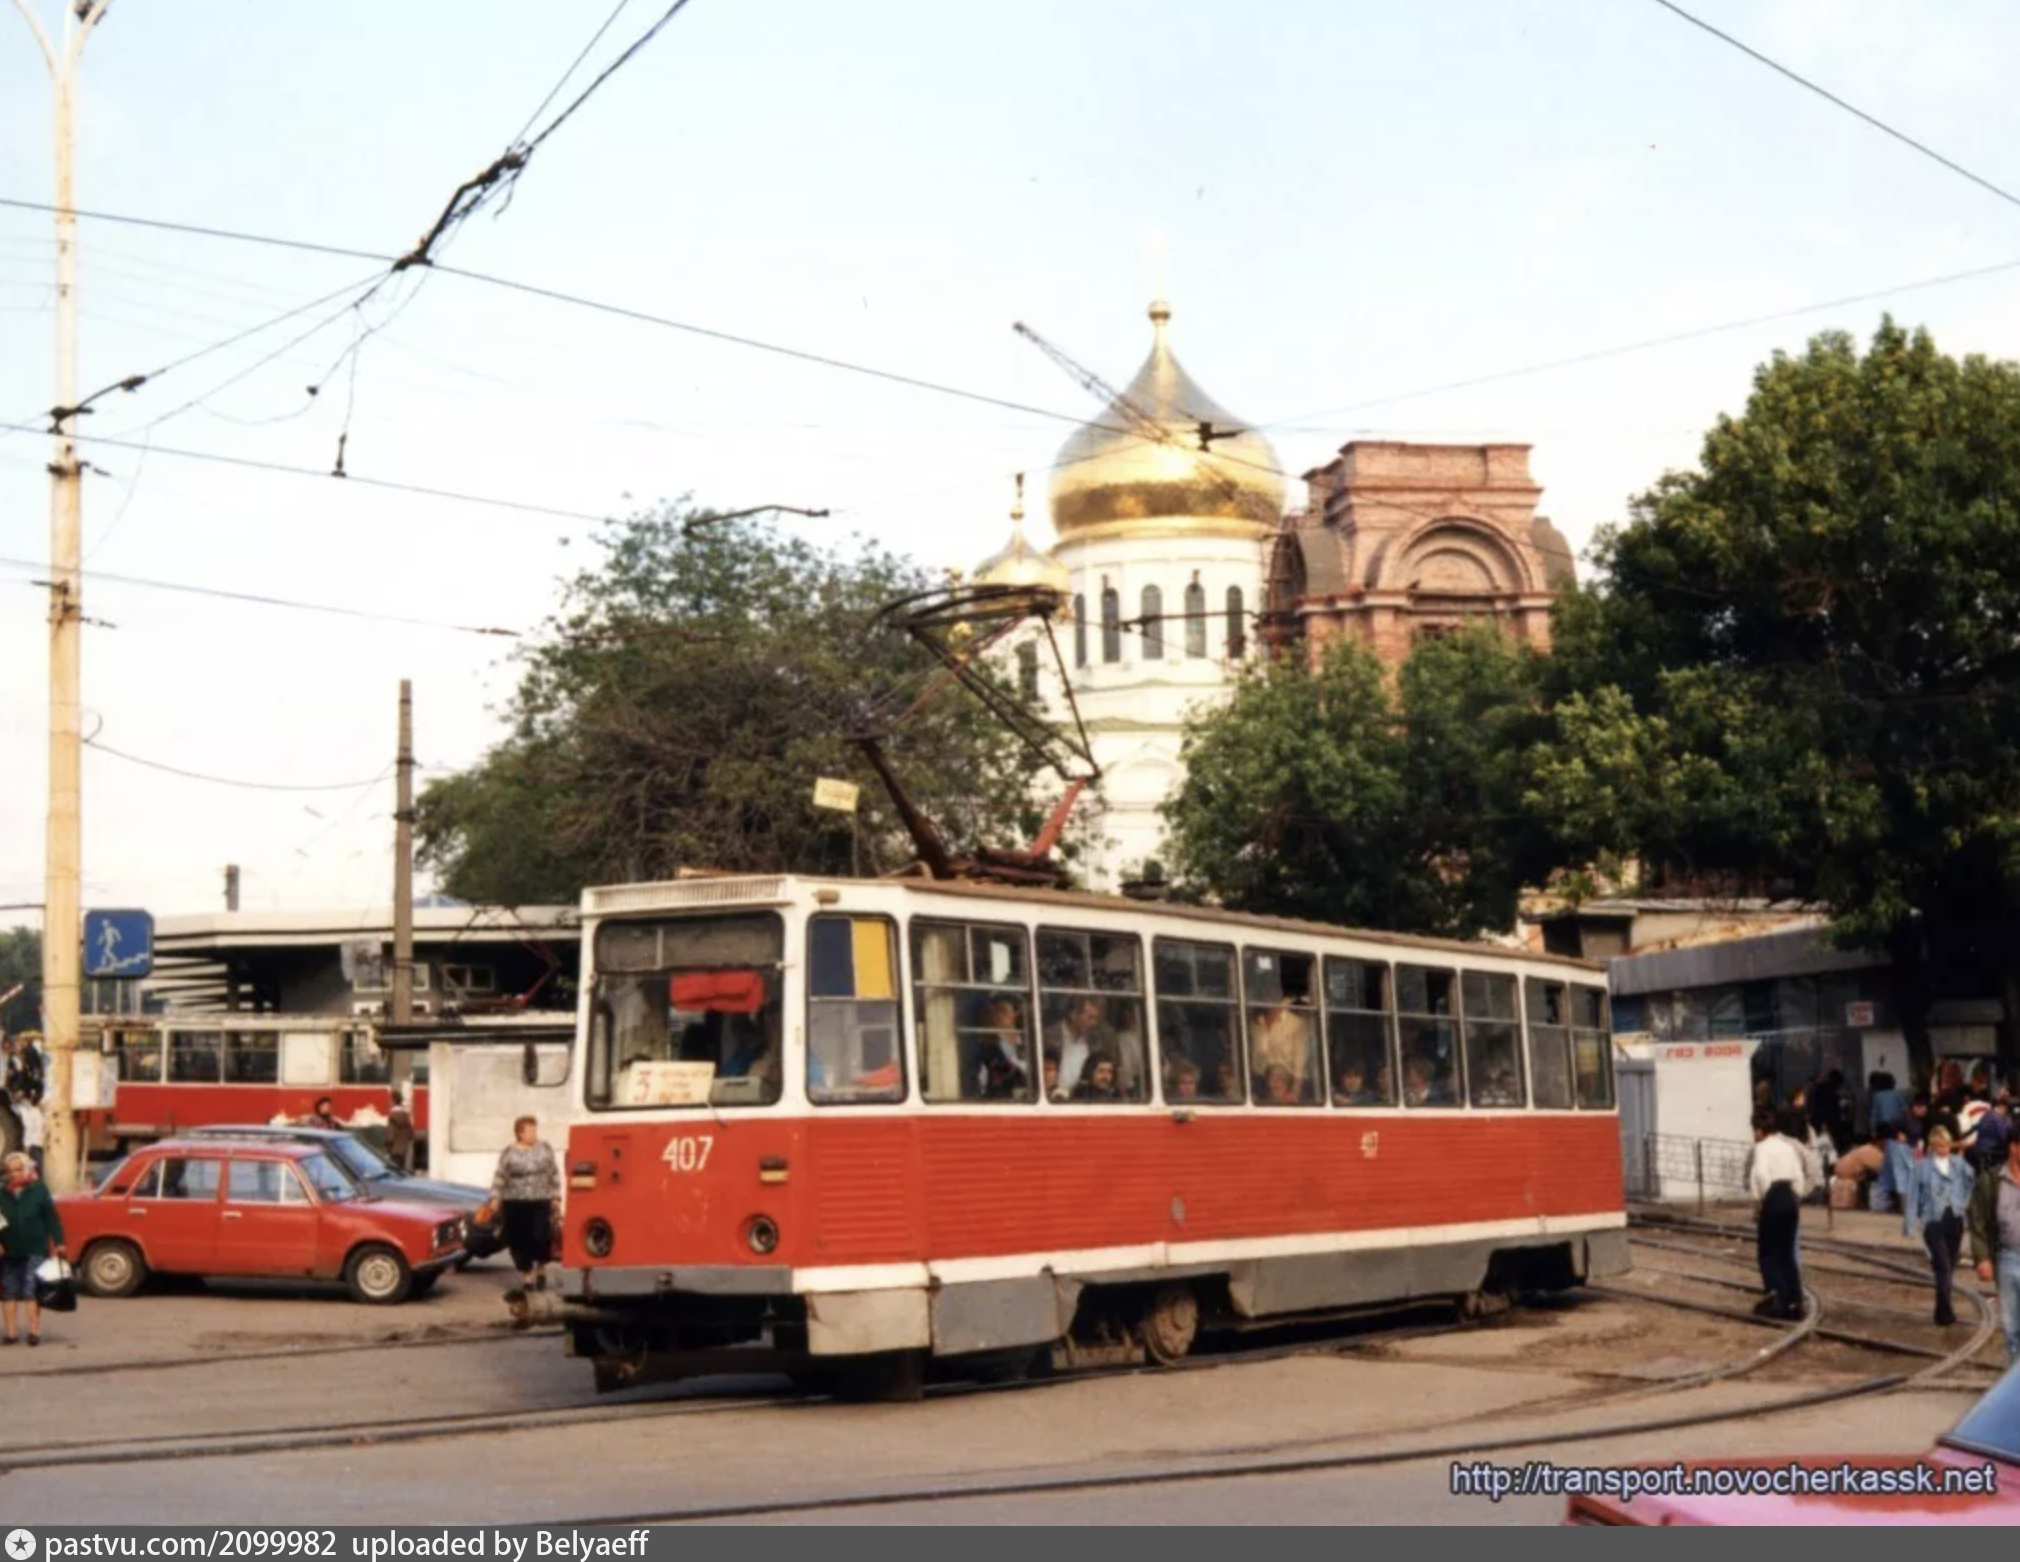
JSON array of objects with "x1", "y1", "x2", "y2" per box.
[
  {"x1": 1326, "y1": 958, "x2": 1396, "y2": 1106},
  {"x1": 1461, "y1": 973, "x2": 1524, "y2": 1108},
  {"x1": 168, "y1": 1030, "x2": 222, "y2": 1084},
  {"x1": 913, "y1": 920, "x2": 1034, "y2": 1104},
  {"x1": 341, "y1": 1033, "x2": 391, "y2": 1085},
  {"x1": 1037, "y1": 929, "x2": 1148, "y2": 1103},
  {"x1": 112, "y1": 1031, "x2": 163, "y2": 1085},
  {"x1": 807, "y1": 916, "x2": 905, "y2": 1104},
  {"x1": 1154, "y1": 939, "x2": 1243, "y2": 1104},
  {"x1": 1395, "y1": 966, "x2": 1461, "y2": 1107},
  {"x1": 224, "y1": 1031, "x2": 279, "y2": 1085},
  {"x1": 1243, "y1": 949, "x2": 1322, "y2": 1105},
  {"x1": 1572, "y1": 986, "x2": 1615, "y2": 1109},
  {"x1": 1525, "y1": 979, "x2": 1575, "y2": 1111}
]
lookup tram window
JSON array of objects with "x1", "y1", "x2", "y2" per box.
[
  {"x1": 1572, "y1": 986, "x2": 1614, "y2": 1109},
  {"x1": 1243, "y1": 949, "x2": 1321, "y2": 1106},
  {"x1": 226, "y1": 1159, "x2": 307, "y2": 1205},
  {"x1": 340, "y1": 1033, "x2": 391, "y2": 1086},
  {"x1": 1394, "y1": 966, "x2": 1460, "y2": 1107},
  {"x1": 167, "y1": 1030, "x2": 222, "y2": 1085},
  {"x1": 912, "y1": 920, "x2": 1034, "y2": 1104},
  {"x1": 112, "y1": 1030, "x2": 164, "y2": 1085},
  {"x1": 137, "y1": 1157, "x2": 221, "y2": 1201},
  {"x1": 590, "y1": 913, "x2": 786, "y2": 1110},
  {"x1": 1525, "y1": 979, "x2": 1575, "y2": 1110},
  {"x1": 224, "y1": 1031, "x2": 279, "y2": 1085},
  {"x1": 1325, "y1": 958, "x2": 1395, "y2": 1107},
  {"x1": 1153, "y1": 939, "x2": 1243, "y2": 1104},
  {"x1": 1037, "y1": 929, "x2": 1148, "y2": 1104},
  {"x1": 1462, "y1": 973, "x2": 1524, "y2": 1108},
  {"x1": 807, "y1": 916, "x2": 905, "y2": 1105}
]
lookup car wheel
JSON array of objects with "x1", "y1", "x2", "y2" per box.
[
  {"x1": 82, "y1": 1238, "x2": 148, "y2": 1298},
  {"x1": 344, "y1": 1243, "x2": 413, "y2": 1305}
]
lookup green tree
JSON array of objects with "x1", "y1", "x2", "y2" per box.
[
  {"x1": 0, "y1": 926, "x2": 39, "y2": 1031},
  {"x1": 419, "y1": 506, "x2": 1051, "y2": 902},
  {"x1": 1550, "y1": 320, "x2": 2020, "y2": 1063},
  {"x1": 1162, "y1": 628, "x2": 1553, "y2": 937}
]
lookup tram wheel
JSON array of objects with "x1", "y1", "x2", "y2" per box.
[{"x1": 1140, "y1": 1282, "x2": 1200, "y2": 1365}]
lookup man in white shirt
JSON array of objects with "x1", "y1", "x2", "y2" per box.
[
  {"x1": 12, "y1": 1090, "x2": 44, "y2": 1178},
  {"x1": 1749, "y1": 1107, "x2": 1809, "y2": 1319},
  {"x1": 1045, "y1": 998, "x2": 1106, "y2": 1097}
]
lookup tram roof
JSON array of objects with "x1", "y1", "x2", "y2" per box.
[{"x1": 581, "y1": 875, "x2": 1607, "y2": 977}]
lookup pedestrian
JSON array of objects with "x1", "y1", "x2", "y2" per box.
[
  {"x1": 0, "y1": 1150, "x2": 65, "y2": 1346},
  {"x1": 1906, "y1": 1124, "x2": 1974, "y2": 1327},
  {"x1": 305, "y1": 1096, "x2": 342, "y2": 1131},
  {"x1": 1749, "y1": 1106, "x2": 1808, "y2": 1320},
  {"x1": 12, "y1": 1089, "x2": 44, "y2": 1178},
  {"x1": 4, "y1": 1034, "x2": 45, "y2": 1107},
  {"x1": 485, "y1": 1115, "x2": 560, "y2": 1291},
  {"x1": 385, "y1": 1093, "x2": 416, "y2": 1174},
  {"x1": 1969, "y1": 1127, "x2": 2020, "y2": 1361},
  {"x1": 1970, "y1": 1093, "x2": 2012, "y2": 1176},
  {"x1": 1868, "y1": 1071, "x2": 1909, "y2": 1138}
]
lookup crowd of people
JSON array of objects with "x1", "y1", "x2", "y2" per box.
[{"x1": 1749, "y1": 1061, "x2": 2020, "y2": 1361}]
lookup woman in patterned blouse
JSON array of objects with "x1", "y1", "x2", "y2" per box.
[{"x1": 487, "y1": 1115, "x2": 561, "y2": 1289}]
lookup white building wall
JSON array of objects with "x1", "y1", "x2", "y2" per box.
[{"x1": 1022, "y1": 531, "x2": 1267, "y2": 892}]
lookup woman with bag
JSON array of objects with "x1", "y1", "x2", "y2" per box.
[
  {"x1": 484, "y1": 1116, "x2": 560, "y2": 1291},
  {"x1": 0, "y1": 1150, "x2": 66, "y2": 1346}
]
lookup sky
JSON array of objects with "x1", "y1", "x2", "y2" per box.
[{"x1": 5, "y1": 0, "x2": 2020, "y2": 924}]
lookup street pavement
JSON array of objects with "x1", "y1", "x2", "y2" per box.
[{"x1": 0, "y1": 1271, "x2": 1988, "y2": 1526}]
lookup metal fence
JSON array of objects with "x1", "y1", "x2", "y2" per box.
[{"x1": 1623, "y1": 1131, "x2": 1754, "y2": 1208}]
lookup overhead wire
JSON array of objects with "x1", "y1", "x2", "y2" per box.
[
  {"x1": 0, "y1": 555, "x2": 522, "y2": 637},
  {"x1": 1649, "y1": 0, "x2": 2020, "y2": 215},
  {"x1": 512, "y1": 0, "x2": 636, "y2": 146},
  {"x1": 83, "y1": 739, "x2": 390, "y2": 793}
]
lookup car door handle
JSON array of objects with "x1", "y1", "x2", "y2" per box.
[
  {"x1": 127, "y1": 1207, "x2": 148, "y2": 1216},
  {"x1": 221, "y1": 1211, "x2": 243, "y2": 1220}
]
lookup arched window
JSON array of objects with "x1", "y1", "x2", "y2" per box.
[
  {"x1": 1184, "y1": 580, "x2": 1206, "y2": 658},
  {"x1": 1141, "y1": 585, "x2": 1163, "y2": 660},
  {"x1": 1101, "y1": 585, "x2": 1121, "y2": 664},
  {"x1": 1073, "y1": 594, "x2": 1087, "y2": 668},
  {"x1": 1016, "y1": 641, "x2": 1040, "y2": 700},
  {"x1": 1226, "y1": 586, "x2": 1246, "y2": 659}
]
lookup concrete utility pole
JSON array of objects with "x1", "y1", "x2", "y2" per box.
[
  {"x1": 14, "y1": 0, "x2": 115, "y2": 1195},
  {"x1": 389, "y1": 682, "x2": 417, "y2": 1105},
  {"x1": 223, "y1": 863, "x2": 240, "y2": 912}
]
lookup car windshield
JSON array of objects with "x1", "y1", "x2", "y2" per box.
[
  {"x1": 298, "y1": 1152, "x2": 358, "y2": 1203},
  {"x1": 93, "y1": 1155, "x2": 130, "y2": 1192},
  {"x1": 324, "y1": 1135, "x2": 398, "y2": 1182},
  {"x1": 1942, "y1": 1363, "x2": 2020, "y2": 1463}
]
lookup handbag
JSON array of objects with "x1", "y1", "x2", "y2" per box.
[{"x1": 33, "y1": 1256, "x2": 78, "y2": 1314}]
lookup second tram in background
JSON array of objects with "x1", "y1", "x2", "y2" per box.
[{"x1": 537, "y1": 875, "x2": 1628, "y2": 1398}]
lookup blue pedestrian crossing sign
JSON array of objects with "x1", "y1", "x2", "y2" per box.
[{"x1": 83, "y1": 909, "x2": 154, "y2": 978}]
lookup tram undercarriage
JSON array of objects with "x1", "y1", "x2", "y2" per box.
[{"x1": 520, "y1": 1228, "x2": 1630, "y2": 1400}]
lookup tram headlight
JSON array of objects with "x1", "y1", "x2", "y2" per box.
[
  {"x1": 745, "y1": 1215, "x2": 780, "y2": 1256},
  {"x1": 583, "y1": 1217, "x2": 616, "y2": 1259}
]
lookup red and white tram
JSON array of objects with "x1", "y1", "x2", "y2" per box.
[
  {"x1": 546, "y1": 875, "x2": 1628, "y2": 1396},
  {"x1": 87, "y1": 1017, "x2": 429, "y2": 1146}
]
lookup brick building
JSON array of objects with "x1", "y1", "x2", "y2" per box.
[{"x1": 1264, "y1": 442, "x2": 1575, "y2": 666}]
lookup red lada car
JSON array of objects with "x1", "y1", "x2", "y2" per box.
[
  {"x1": 64, "y1": 1137, "x2": 466, "y2": 1305},
  {"x1": 1566, "y1": 1363, "x2": 2020, "y2": 1525}
]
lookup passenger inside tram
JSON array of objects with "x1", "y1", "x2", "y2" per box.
[
  {"x1": 1259, "y1": 1063, "x2": 1301, "y2": 1105},
  {"x1": 1402, "y1": 1054, "x2": 1457, "y2": 1108},
  {"x1": 1072, "y1": 1053, "x2": 1122, "y2": 1101},
  {"x1": 1472, "y1": 1034, "x2": 1524, "y2": 1107},
  {"x1": 1043, "y1": 995, "x2": 1110, "y2": 1096},
  {"x1": 1165, "y1": 1055, "x2": 1202, "y2": 1100},
  {"x1": 961, "y1": 995, "x2": 1030, "y2": 1101}
]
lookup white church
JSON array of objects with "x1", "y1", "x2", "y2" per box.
[{"x1": 970, "y1": 301, "x2": 1285, "y2": 892}]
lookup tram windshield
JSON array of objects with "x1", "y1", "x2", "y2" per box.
[{"x1": 588, "y1": 914, "x2": 785, "y2": 1110}]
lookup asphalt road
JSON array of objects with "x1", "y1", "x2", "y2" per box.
[{"x1": 0, "y1": 1272, "x2": 1985, "y2": 1527}]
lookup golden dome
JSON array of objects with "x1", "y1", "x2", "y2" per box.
[
  {"x1": 1048, "y1": 300, "x2": 1285, "y2": 543},
  {"x1": 973, "y1": 474, "x2": 1071, "y2": 595}
]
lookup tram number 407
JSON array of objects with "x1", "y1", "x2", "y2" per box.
[{"x1": 661, "y1": 1135, "x2": 715, "y2": 1173}]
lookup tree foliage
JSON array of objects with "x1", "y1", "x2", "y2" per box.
[
  {"x1": 1162, "y1": 629, "x2": 1555, "y2": 937},
  {"x1": 1550, "y1": 320, "x2": 2020, "y2": 1031},
  {"x1": 0, "y1": 927, "x2": 39, "y2": 1031},
  {"x1": 418, "y1": 507, "x2": 1049, "y2": 903}
]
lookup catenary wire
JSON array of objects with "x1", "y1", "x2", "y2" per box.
[
  {"x1": 83, "y1": 739, "x2": 390, "y2": 793},
  {"x1": 512, "y1": 0, "x2": 636, "y2": 146},
  {"x1": 0, "y1": 420, "x2": 613, "y2": 527},
  {"x1": 1649, "y1": 0, "x2": 2020, "y2": 215},
  {"x1": 0, "y1": 555, "x2": 521, "y2": 637}
]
